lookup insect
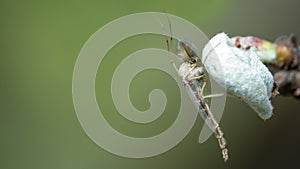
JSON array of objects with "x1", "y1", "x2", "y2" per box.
[{"x1": 163, "y1": 21, "x2": 228, "y2": 162}]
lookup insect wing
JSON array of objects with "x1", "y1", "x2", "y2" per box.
[{"x1": 183, "y1": 81, "x2": 215, "y2": 132}]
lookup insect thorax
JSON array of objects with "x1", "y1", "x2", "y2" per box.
[{"x1": 178, "y1": 62, "x2": 205, "y2": 94}]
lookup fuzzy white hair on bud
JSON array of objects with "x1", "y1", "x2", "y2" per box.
[{"x1": 202, "y1": 32, "x2": 274, "y2": 120}]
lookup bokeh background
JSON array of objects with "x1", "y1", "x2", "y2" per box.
[{"x1": 1, "y1": 0, "x2": 299, "y2": 169}]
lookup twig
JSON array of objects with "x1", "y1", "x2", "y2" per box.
[{"x1": 267, "y1": 34, "x2": 300, "y2": 98}]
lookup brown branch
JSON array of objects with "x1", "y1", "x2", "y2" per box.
[{"x1": 266, "y1": 34, "x2": 300, "y2": 98}]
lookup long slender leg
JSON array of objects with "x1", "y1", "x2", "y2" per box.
[
  {"x1": 187, "y1": 75, "x2": 205, "y2": 81},
  {"x1": 200, "y1": 81, "x2": 207, "y2": 96},
  {"x1": 199, "y1": 80, "x2": 224, "y2": 99},
  {"x1": 203, "y1": 93, "x2": 225, "y2": 99}
]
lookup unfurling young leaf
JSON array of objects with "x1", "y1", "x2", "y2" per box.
[{"x1": 202, "y1": 33, "x2": 275, "y2": 120}]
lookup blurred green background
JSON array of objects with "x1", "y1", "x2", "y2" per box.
[{"x1": 1, "y1": 0, "x2": 300, "y2": 169}]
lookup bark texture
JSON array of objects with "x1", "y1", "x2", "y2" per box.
[{"x1": 267, "y1": 34, "x2": 300, "y2": 98}]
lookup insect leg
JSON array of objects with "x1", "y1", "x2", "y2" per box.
[
  {"x1": 203, "y1": 93, "x2": 225, "y2": 99},
  {"x1": 200, "y1": 81, "x2": 207, "y2": 96},
  {"x1": 196, "y1": 75, "x2": 225, "y2": 99},
  {"x1": 187, "y1": 74, "x2": 205, "y2": 81}
]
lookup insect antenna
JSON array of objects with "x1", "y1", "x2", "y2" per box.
[
  {"x1": 166, "y1": 15, "x2": 173, "y2": 59},
  {"x1": 159, "y1": 15, "x2": 178, "y2": 72}
]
